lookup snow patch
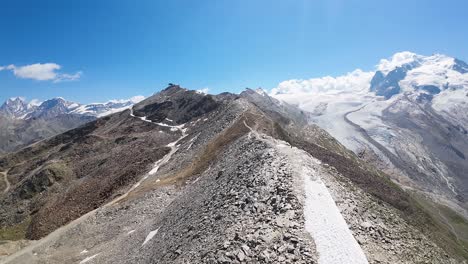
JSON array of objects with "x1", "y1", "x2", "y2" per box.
[
  {"x1": 107, "y1": 108, "x2": 188, "y2": 205},
  {"x1": 79, "y1": 254, "x2": 100, "y2": 264},
  {"x1": 142, "y1": 229, "x2": 159, "y2": 246},
  {"x1": 303, "y1": 170, "x2": 369, "y2": 264},
  {"x1": 274, "y1": 138, "x2": 368, "y2": 264},
  {"x1": 196, "y1": 88, "x2": 209, "y2": 94}
]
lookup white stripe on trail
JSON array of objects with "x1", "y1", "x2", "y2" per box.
[
  {"x1": 1, "y1": 171, "x2": 11, "y2": 194},
  {"x1": 274, "y1": 141, "x2": 368, "y2": 264},
  {"x1": 302, "y1": 167, "x2": 368, "y2": 264}
]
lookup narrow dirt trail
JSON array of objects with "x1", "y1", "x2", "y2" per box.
[
  {"x1": 1, "y1": 170, "x2": 10, "y2": 194},
  {"x1": 1, "y1": 108, "x2": 189, "y2": 264}
]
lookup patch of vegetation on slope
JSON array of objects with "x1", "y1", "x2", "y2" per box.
[
  {"x1": 413, "y1": 193, "x2": 468, "y2": 250},
  {"x1": 17, "y1": 161, "x2": 73, "y2": 200},
  {"x1": 0, "y1": 217, "x2": 30, "y2": 241}
]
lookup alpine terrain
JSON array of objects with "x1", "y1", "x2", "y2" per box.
[
  {"x1": 0, "y1": 84, "x2": 466, "y2": 263},
  {"x1": 0, "y1": 97, "x2": 144, "y2": 155},
  {"x1": 272, "y1": 51, "x2": 468, "y2": 254}
]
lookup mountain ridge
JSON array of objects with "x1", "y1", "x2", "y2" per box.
[
  {"x1": 0, "y1": 84, "x2": 466, "y2": 263},
  {"x1": 0, "y1": 51, "x2": 467, "y2": 263}
]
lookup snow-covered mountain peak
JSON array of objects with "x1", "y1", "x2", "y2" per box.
[
  {"x1": 376, "y1": 52, "x2": 464, "y2": 77},
  {"x1": 108, "y1": 95, "x2": 145, "y2": 105},
  {"x1": 271, "y1": 53, "x2": 468, "y2": 226},
  {"x1": 0, "y1": 97, "x2": 36, "y2": 118},
  {"x1": 69, "y1": 96, "x2": 145, "y2": 117},
  {"x1": 3, "y1": 97, "x2": 28, "y2": 110},
  {"x1": 0, "y1": 95, "x2": 145, "y2": 120},
  {"x1": 5, "y1": 96, "x2": 25, "y2": 104},
  {"x1": 369, "y1": 52, "x2": 468, "y2": 99},
  {"x1": 25, "y1": 97, "x2": 77, "y2": 119},
  {"x1": 377, "y1": 51, "x2": 424, "y2": 74},
  {"x1": 272, "y1": 52, "x2": 467, "y2": 102},
  {"x1": 400, "y1": 55, "x2": 468, "y2": 92},
  {"x1": 254, "y1": 88, "x2": 268, "y2": 96}
]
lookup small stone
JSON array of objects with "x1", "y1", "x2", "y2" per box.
[
  {"x1": 241, "y1": 244, "x2": 251, "y2": 256},
  {"x1": 360, "y1": 221, "x2": 372, "y2": 229},
  {"x1": 283, "y1": 232, "x2": 292, "y2": 240},
  {"x1": 217, "y1": 255, "x2": 231, "y2": 263},
  {"x1": 237, "y1": 250, "x2": 246, "y2": 262},
  {"x1": 278, "y1": 245, "x2": 286, "y2": 253},
  {"x1": 223, "y1": 241, "x2": 231, "y2": 249}
]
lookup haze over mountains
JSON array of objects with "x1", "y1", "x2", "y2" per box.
[{"x1": 0, "y1": 52, "x2": 467, "y2": 263}]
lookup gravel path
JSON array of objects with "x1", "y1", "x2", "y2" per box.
[{"x1": 1, "y1": 170, "x2": 10, "y2": 194}]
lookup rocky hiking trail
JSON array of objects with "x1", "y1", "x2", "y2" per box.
[
  {"x1": 1, "y1": 108, "x2": 190, "y2": 264},
  {"x1": 1, "y1": 170, "x2": 10, "y2": 194},
  {"x1": 244, "y1": 113, "x2": 369, "y2": 264},
  {"x1": 277, "y1": 143, "x2": 368, "y2": 264}
]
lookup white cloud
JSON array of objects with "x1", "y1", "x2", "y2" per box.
[
  {"x1": 54, "y1": 71, "x2": 82, "y2": 83},
  {"x1": 10, "y1": 63, "x2": 59, "y2": 80},
  {"x1": 108, "y1": 95, "x2": 146, "y2": 104},
  {"x1": 196, "y1": 87, "x2": 210, "y2": 94},
  {"x1": 377, "y1": 51, "x2": 422, "y2": 74},
  {"x1": 271, "y1": 69, "x2": 374, "y2": 96},
  {"x1": 0, "y1": 63, "x2": 81, "y2": 82},
  {"x1": 129, "y1": 95, "x2": 146, "y2": 103}
]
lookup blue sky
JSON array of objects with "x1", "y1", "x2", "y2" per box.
[{"x1": 1, "y1": 0, "x2": 467, "y2": 103}]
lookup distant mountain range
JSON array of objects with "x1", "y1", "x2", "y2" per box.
[
  {"x1": 0, "y1": 96, "x2": 145, "y2": 120},
  {"x1": 0, "y1": 96, "x2": 144, "y2": 154},
  {"x1": 272, "y1": 51, "x2": 468, "y2": 220}
]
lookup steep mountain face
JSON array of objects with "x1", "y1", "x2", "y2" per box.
[
  {"x1": 0, "y1": 97, "x2": 143, "y2": 154},
  {"x1": 272, "y1": 52, "x2": 468, "y2": 244},
  {"x1": 0, "y1": 85, "x2": 466, "y2": 263},
  {"x1": 25, "y1": 98, "x2": 78, "y2": 119},
  {"x1": 0, "y1": 98, "x2": 36, "y2": 119}
]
